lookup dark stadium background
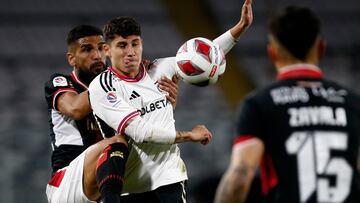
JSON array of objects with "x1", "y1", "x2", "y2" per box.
[{"x1": 0, "y1": 0, "x2": 359, "y2": 202}]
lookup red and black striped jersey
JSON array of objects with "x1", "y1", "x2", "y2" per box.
[
  {"x1": 235, "y1": 64, "x2": 360, "y2": 203},
  {"x1": 44, "y1": 70, "x2": 113, "y2": 174}
]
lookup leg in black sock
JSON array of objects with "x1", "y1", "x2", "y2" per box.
[{"x1": 96, "y1": 142, "x2": 128, "y2": 203}]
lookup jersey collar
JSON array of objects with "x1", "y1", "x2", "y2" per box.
[
  {"x1": 70, "y1": 70, "x2": 88, "y2": 89},
  {"x1": 277, "y1": 64, "x2": 323, "y2": 81},
  {"x1": 108, "y1": 63, "x2": 146, "y2": 82}
]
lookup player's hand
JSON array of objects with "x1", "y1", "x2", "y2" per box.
[
  {"x1": 240, "y1": 0, "x2": 253, "y2": 30},
  {"x1": 230, "y1": 0, "x2": 253, "y2": 39},
  {"x1": 158, "y1": 76, "x2": 179, "y2": 109},
  {"x1": 190, "y1": 125, "x2": 212, "y2": 145}
]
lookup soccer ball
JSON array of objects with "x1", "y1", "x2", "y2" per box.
[{"x1": 175, "y1": 37, "x2": 226, "y2": 86}]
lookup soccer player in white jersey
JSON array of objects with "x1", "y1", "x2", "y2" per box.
[
  {"x1": 88, "y1": 1, "x2": 253, "y2": 202},
  {"x1": 45, "y1": 25, "x2": 179, "y2": 203}
]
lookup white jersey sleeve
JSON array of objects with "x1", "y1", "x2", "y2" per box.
[
  {"x1": 213, "y1": 30, "x2": 237, "y2": 55},
  {"x1": 147, "y1": 57, "x2": 177, "y2": 81},
  {"x1": 88, "y1": 74, "x2": 140, "y2": 135}
]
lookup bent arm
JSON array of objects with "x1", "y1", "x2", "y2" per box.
[
  {"x1": 215, "y1": 137, "x2": 264, "y2": 203},
  {"x1": 125, "y1": 117, "x2": 212, "y2": 145},
  {"x1": 57, "y1": 91, "x2": 91, "y2": 120}
]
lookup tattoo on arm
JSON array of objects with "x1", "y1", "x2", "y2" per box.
[
  {"x1": 216, "y1": 163, "x2": 253, "y2": 203},
  {"x1": 174, "y1": 131, "x2": 191, "y2": 143}
]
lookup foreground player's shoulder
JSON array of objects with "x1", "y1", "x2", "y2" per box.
[{"x1": 89, "y1": 70, "x2": 114, "y2": 94}]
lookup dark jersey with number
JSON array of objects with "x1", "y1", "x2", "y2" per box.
[
  {"x1": 234, "y1": 64, "x2": 360, "y2": 203},
  {"x1": 44, "y1": 70, "x2": 113, "y2": 174}
]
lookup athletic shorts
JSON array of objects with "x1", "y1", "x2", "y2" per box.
[
  {"x1": 46, "y1": 148, "x2": 96, "y2": 203},
  {"x1": 120, "y1": 181, "x2": 187, "y2": 203}
]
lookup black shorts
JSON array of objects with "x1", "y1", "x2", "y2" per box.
[{"x1": 120, "y1": 181, "x2": 187, "y2": 203}]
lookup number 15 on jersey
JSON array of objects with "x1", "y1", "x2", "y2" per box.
[{"x1": 286, "y1": 131, "x2": 353, "y2": 202}]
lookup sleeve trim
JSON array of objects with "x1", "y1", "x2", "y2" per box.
[
  {"x1": 52, "y1": 88, "x2": 77, "y2": 110},
  {"x1": 117, "y1": 111, "x2": 140, "y2": 134},
  {"x1": 233, "y1": 134, "x2": 257, "y2": 146}
]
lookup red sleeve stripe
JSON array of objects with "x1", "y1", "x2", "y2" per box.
[
  {"x1": 233, "y1": 135, "x2": 257, "y2": 145},
  {"x1": 48, "y1": 169, "x2": 66, "y2": 187},
  {"x1": 52, "y1": 88, "x2": 77, "y2": 110},
  {"x1": 117, "y1": 111, "x2": 140, "y2": 134},
  {"x1": 260, "y1": 154, "x2": 278, "y2": 194}
]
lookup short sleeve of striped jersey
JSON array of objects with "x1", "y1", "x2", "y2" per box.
[
  {"x1": 88, "y1": 73, "x2": 140, "y2": 134},
  {"x1": 44, "y1": 73, "x2": 76, "y2": 110}
]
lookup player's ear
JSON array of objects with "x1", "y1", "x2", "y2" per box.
[
  {"x1": 104, "y1": 44, "x2": 111, "y2": 57},
  {"x1": 267, "y1": 43, "x2": 278, "y2": 64},
  {"x1": 317, "y1": 38, "x2": 326, "y2": 60},
  {"x1": 67, "y1": 52, "x2": 76, "y2": 67}
]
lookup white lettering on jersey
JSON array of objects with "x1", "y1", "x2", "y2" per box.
[
  {"x1": 288, "y1": 106, "x2": 347, "y2": 127},
  {"x1": 271, "y1": 86, "x2": 309, "y2": 105},
  {"x1": 312, "y1": 87, "x2": 347, "y2": 103},
  {"x1": 53, "y1": 76, "x2": 68, "y2": 87}
]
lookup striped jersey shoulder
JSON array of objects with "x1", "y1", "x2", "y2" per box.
[{"x1": 98, "y1": 70, "x2": 116, "y2": 93}]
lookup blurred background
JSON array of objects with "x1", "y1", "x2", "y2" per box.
[{"x1": 0, "y1": 0, "x2": 359, "y2": 202}]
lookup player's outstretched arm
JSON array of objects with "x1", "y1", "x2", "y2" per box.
[
  {"x1": 175, "y1": 125, "x2": 212, "y2": 145},
  {"x1": 214, "y1": 0, "x2": 253, "y2": 54},
  {"x1": 230, "y1": 0, "x2": 253, "y2": 39},
  {"x1": 214, "y1": 137, "x2": 263, "y2": 203},
  {"x1": 57, "y1": 91, "x2": 91, "y2": 120}
]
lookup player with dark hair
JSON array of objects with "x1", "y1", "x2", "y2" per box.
[
  {"x1": 88, "y1": 1, "x2": 253, "y2": 202},
  {"x1": 44, "y1": 24, "x2": 179, "y2": 203},
  {"x1": 215, "y1": 6, "x2": 360, "y2": 203}
]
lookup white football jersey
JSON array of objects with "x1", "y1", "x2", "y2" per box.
[{"x1": 88, "y1": 64, "x2": 187, "y2": 194}]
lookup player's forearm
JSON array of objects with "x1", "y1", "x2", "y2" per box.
[
  {"x1": 58, "y1": 91, "x2": 91, "y2": 120},
  {"x1": 215, "y1": 166, "x2": 254, "y2": 203},
  {"x1": 174, "y1": 131, "x2": 193, "y2": 143},
  {"x1": 230, "y1": 21, "x2": 248, "y2": 40},
  {"x1": 125, "y1": 117, "x2": 176, "y2": 144},
  {"x1": 214, "y1": 0, "x2": 252, "y2": 54}
]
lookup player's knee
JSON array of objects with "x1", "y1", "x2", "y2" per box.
[
  {"x1": 108, "y1": 135, "x2": 128, "y2": 146},
  {"x1": 96, "y1": 142, "x2": 129, "y2": 194}
]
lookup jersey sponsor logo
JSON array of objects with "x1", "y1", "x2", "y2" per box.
[
  {"x1": 288, "y1": 106, "x2": 347, "y2": 127},
  {"x1": 52, "y1": 76, "x2": 68, "y2": 87},
  {"x1": 137, "y1": 99, "x2": 168, "y2": 116},
  {"x1": 271, "y1": 86, "x2": 309, "y2": 105},
  {"x1": 107, "y1": 92, "x2": 117, "y2": 103}
]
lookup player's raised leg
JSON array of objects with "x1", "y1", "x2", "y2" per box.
[{"x1": 83, "y1": 135, "x2": 128, "y2": 202}]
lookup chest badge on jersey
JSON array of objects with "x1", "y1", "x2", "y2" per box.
[
  {"x1": 53, "y1": 76, "x2": 68, "y2": 87},
  {"x1": 107, "y1": 92, "x2": 117, "y2": 103}
]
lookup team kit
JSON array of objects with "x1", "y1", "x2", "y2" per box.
[{"x1": 43, "y1": 1, "x2": 360, "y2": 203}]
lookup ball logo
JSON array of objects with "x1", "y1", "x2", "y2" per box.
[
  {"x1": 209, "y1": 65, "x2": 218, "y2": 78},
  {"x1": 107, "y1": 92, "x2": 117, "y2": 103}
]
